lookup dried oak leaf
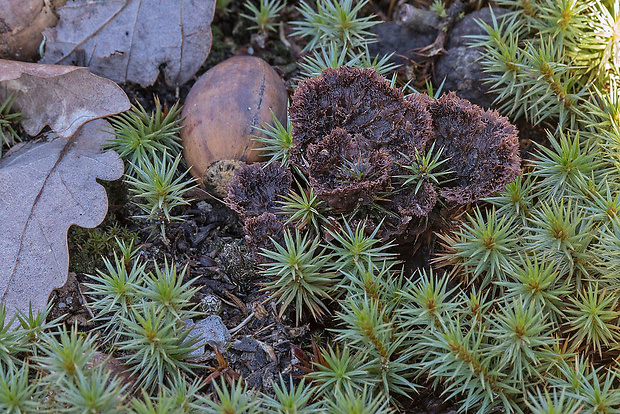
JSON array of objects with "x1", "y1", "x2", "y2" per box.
[
  {"x1": 289, "y1": 66, "x2": 433, "y2": 167},
  {"x1": 225, "y1": 162, "x2": 292, "y2": 220},
  {"x1": 0, "y1": 0, "x2": 66, "y2": 61},
  {"x1": 0, "y1": 59, "x2": 130, "y2": 138},
  {"x1": 428, "y1": 92, "x2": 520, "y2": 204},
  {"x1": 0, "y1": 119, "x2": 123, "y2": 323},
  {"x1": 40, "y1": 0, "x2": 216, "y2": 87}
]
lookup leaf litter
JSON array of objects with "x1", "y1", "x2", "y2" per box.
[
  {"x1": 0, "y1": 60, "x2": 128, "y2": 323},
  {"x1": 0, "y1": 59, "x2": 130, "y2": 137},
  {"x1": 40, "y1": 0, "x2": 217, "y2": 87},
  {"x1": 0, "y1": 119, "x2": 123, "y2": 323}
]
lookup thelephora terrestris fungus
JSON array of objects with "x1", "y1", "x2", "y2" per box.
[
  {"x1": 226, "y1": 162, "x2": 291, "y2": 260},
  {"x1": 289, "y1": 66, "x2": 433, "y2": 168},
  {"x1": 427, "y1": 92, "x2": 520, "y2": 204},
  {"x1": 243, "y1": 212, "x2": 285, "y2": 261},
  {"x1": 227, "y1": 66, "x2": 520, "y2": 252},
  {"x1": 305, "y1": 127, "x2": 392, "y2": 213},
  {"x1": 225, "y1": 162, "x2": 292, "y2": 219}
]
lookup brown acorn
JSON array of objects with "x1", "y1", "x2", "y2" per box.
[{"x1": 181, "y1": 55, "x2": 288, "y2": 191}]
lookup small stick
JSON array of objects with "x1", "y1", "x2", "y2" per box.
[
  {"x1": 279, "y1": 23, "x2": 291, "y2": 49},
  {"x1": 230, "y1": 311, "x2": 255, "y2": 336},
  {"x1": 76, "y1": 283, "x2": 95, "y2": 319}
]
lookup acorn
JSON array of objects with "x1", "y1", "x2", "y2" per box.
[{"x1": 181, "y1": 55, "x2": 288, "y2": 195}]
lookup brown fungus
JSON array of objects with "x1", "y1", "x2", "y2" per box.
[
  {"x1": 231, "y1": 67, "x2": 520, "y2": 250},
  {"x1": 289, "y1": 66, "x2": 433, "y2": 168},
  {"x1": 306, "y1": 128, "x2": 392, "y2": 213},
  {"x1": 427, "y1": 92, "x2": 520, "y2": 204},
  {"x1": 382, "y1": 181, "x2": 441, "y2": 244},
  {"x1": 390, "y1": 180, "x2": 438, "y2": 219},
  {"x1": 289, "y1": 66, "x2": 435, "y2": 215},
  {"x1": 243, "y1": 212, "x2": 285, "y2": 262},
  {"x1": 225, "y1": 162, "x2": 292, "y2": 220}
]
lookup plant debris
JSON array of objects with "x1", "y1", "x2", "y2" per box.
[
  {"x1": 41, "y1": 0, "x2": 216, "y2": 87},
  {"x1": 0, "y1": 119, "x2": 123, "y2": 323}
]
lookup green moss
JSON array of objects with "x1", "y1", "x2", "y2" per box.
[
  {"x1": 203, "y1": 25, "x2": 234, "y2": 70},
  {"x1": 67, "y1": 222, "x2": 138, "y2": 274}
]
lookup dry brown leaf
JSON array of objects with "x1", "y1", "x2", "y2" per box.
[
  {"x1": 0, "y1": 119, "x2": 123, "y2": 323},
  {"x1": 88, "y1": 352, "x2": 137, "y2": 389},
  {"x1": 0, "y1": 0, "x2": 66, "y2": 61},
  {"x1": 0, "y1": 59, "x2": 130, "y2": 138},
  {"x1": 40, "y1": 0, "x2": 216, "y2": 87}
]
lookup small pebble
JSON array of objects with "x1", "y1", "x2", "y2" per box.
[{"x1": 185, "y1": 315, "x2": 231, "y2": 357}]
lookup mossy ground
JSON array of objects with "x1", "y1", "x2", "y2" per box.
[{"x1": 59, "y1": 1, "x2": 543, "y2": 412}]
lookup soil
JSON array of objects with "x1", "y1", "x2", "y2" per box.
[{"x1": 55, "y1": 1, "x2": 546, "y2": 412}]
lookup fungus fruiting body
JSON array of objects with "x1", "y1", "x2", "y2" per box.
[{"x1": 227, "y1": 66, "x2": 520, "y2": 255}]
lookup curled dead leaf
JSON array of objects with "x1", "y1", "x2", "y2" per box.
[
  {"x1": 0, "y1": 59, "x2": 130, "y2": 138},
  {"x1": 40, "y1": 0, "x2": 216, "y2": 87},
  {"x1": 0, "y1": 119, "x2": 123, "y2": 323}
]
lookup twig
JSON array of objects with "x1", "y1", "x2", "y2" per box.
[
  {"x1": 279, "y1": 23, "x2": 291, "y2": 49},
  {"x1": 230, "y1": 311, "x2": 255, "y2": 336},
  {"x1": 76, "y1": 282, "x2": 95, "y2": 319},
  {"x1": 253, "y1": 322, "x2": 275, "y2": 336}
]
